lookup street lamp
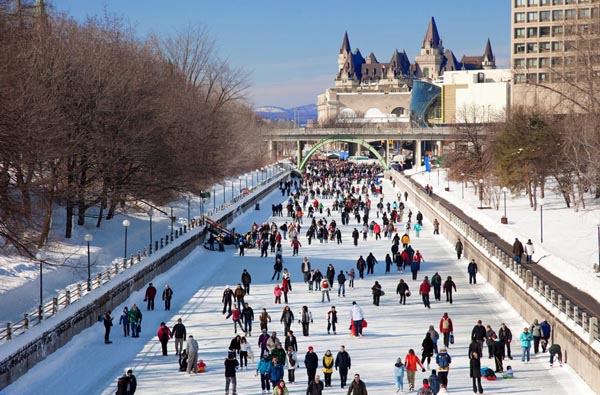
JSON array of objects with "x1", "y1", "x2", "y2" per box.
[
  {"x1": 222, "y1": 183, "x2": 226, "y2": 204},
  {"x1": 461, "y1": 173, "x2": 465, "y2": 199},
  {"x1": 244, "y1": 174, "x2": 248, "y2": 189},
  {"x1": 436, "y1": 164, "x2": 440, "y2": 185},
  {"x1": 187, "y1": 197, "x2": 191, "y2": 224},
  {"x1": 84, "y1": 234, "x2": 93, "y2": 291},
  {"x1": 238, "y1": 176, "x2": 243, "y2": 196},
  {"x1": 539, "y1": 197, "x2": 545, "y2": 243},
  {"x1": 478, "y1": 179, "x2": 484, "y2": 209},
  {"x1": 230, "y1": 180, "x2": 234, "y2": 198},
  {"x1": 147, "y1": 209, "x2": 154, "y2": 253},
  {"x1": 212, "y1": 187, "x2": 216, "y2": 209},
  {"x1": 122, "y1": 220, "x2": 130, "y2": 263},
  {"x1": 36, "y1": 251, "x2": 46, "y2": 320},
  {"x1": 169, "y1": 206, "x2": 175, "y2": 236},
  {"x1": 255, "y1": 169, "x2": 260, "y2": 183},
  {"x1": 501, "y1": 187, "x2": 508, "y2": 224}
]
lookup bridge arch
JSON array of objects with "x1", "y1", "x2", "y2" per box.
[{"x1": 298, "y1": 138, "x2": 388, "y2": 171}]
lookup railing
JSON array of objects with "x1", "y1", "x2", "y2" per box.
[
  {"x1": 392, "y1": 172, "x2": 600, "y2": 345},
  {"x1": 0, "y1": 164, "x2": 293, "y2": 345}
]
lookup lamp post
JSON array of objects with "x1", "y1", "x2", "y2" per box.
[
  {"x1": 230, "y1": 180, "x2": 234, "y2": 199},
  {"x1": 501, "y1": 187, "x2": 508, "y2": 224},
  {"x1": 147, "y1": 209, "x2": 154, "y2": 252},
  {"x1": 239, "y1": 176, "x2": 243, "y2": 196},
  {"x1": 539, "y1": 197, "x2": 545, "y2": 243},
  {"x1": 212, "y1": 187, "x2": 216, "y2": 209},
  {"x1": 244, "y1": 174, "x2": 248, "y2": 189},
  {"x1": 255, "y1": 169, "x2": 259, "y2": 184},
  {"x1": 122, "y1": 220, "x2": 130, "y2": 263},
  {"x1": 36, "y1": 251, "x2": 45, "y2": 320},
  {"x1": 437, "y1": 164, "x2": 440, "y2": 185},
  {"x1": 84, "y1": 234, "x2": 93, "y2": 291},
  {"x1": 478, "y1": 179, "x2": 484, "y2": 209},
  {"x1": 461, "y1": 173, "x2": 465, "y2": 199},
  {"x1": 187, "y1": 198, "x2": 191, "y2": 224},
  {"x1": 222, "y1": 183, "x2": 226, "y2": 204},
  {"x1": 169, "y1": 206, "x2": 174, "y2": 236}
]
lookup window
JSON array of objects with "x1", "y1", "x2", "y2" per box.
[
  {"x1": 527, "y1": 12, "x2": 538, "y2": 21},
  {"x1": 565, "y1": 0, "x2": 576, "y2": 4},
  {"x1": 540, "y1": 26, "x2": 551, "y2": 37},
  {"x1": 552, "y1": 25, "x2": 563, "y2": 35},
  {"x1": 423, "y1": 68, "x2": 429, "y2": 78},
  {"x1": 552, "y1": 10, "x2": 563, "y2": 20},
  {"x1": 541, "y1": 0, "x2": 551, "y2": 4},
  {"x1": 514, "y1": 58, "x2": 526, "y2": 68},
  {"x1": 515, "y1": 28, "x2": 526, "y2": 38},
  {"x1": 528, "y1": 27, "x2": 538, "y2": 37},
  {"x1": 539, "y1": 57, "x2": 549, "y2": 67},
  {"x1": 527, "y1": 43, "x2": 539, "y2": 53},
  {"x1": 515, "y1": 12, "x2": 526, "y2": 22},
  {"x1": 565, "y1": 41, "x2": 575, "y2": 51},
  {"x1": 552, "y1": 41, "x2": 563, "y2": 51},
  {"x1": 515, "y1": 43, "x2": 526, "y2": 53},
  {"x1": 551, "y1": 57, "x2": 562, "y2": 66},
  {"x1": 540, "y1": 42, "x2": 551, "y2": 52},
  {"x1": 579, "y1": 24, "x2": 590, "y2": 34},
  {"x1": 565, "y1": 9, "x2": 576, "y2": 20},
  {"x1": 540, "y1": 11, "x2": 551, "y2": 21},
  {"x1": 527, "y1": 58, "x2": 538, "y2": 67},
  {"x1": 515, "y1": 0, "x2": 526, "y2": 5},
  {"x1": 579, "y1": 8, "x2": 591, "y2": 19},
  {"x1": 515, "y1": 74, "x2": 526, "y2": 84},
  {"x1": 527, "y1": 74, "x2": 538, "y2": 83},
  {"x1": 528, "y1": 0, "x2": 538, "y2": 4},
  {"x1": 538, "y1": 73, "x2": 548, "y2": 82},
  {"x1": 553, "y1": 0, "x2": 563, "y2": 4}
]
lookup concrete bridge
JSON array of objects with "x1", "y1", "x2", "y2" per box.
[{"x1": 265, "y1": 126, "x2": 473, "y2": 170}]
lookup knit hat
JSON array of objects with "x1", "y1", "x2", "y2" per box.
[{"x1": 308, "y1": 346, "x2": 314, "y2": 351}]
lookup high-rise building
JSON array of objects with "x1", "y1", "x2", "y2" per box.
[{"x1": 511, "y1": 0, "x2": 600, "y2": 109}]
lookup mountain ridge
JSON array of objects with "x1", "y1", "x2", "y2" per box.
[{"x1": 255, "y1": 104, "x2": 317, "y2": 126}]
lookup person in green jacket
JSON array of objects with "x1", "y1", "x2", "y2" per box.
[
  {"x1": 128, "y1": 303, "x2": 143, "y2": 338},
  {"x1": 549, "y1": 344, "x2": 563, "y2": 367}
]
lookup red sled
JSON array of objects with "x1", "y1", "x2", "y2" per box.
[{"x1": 349, "y1": 319, "x2": 368, "y2": 336}]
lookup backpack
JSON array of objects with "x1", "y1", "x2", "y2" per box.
[{"x1": 442, "y1": 319, "x2": 450, "y2": 330}]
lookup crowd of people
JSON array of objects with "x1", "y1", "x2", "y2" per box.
[{"x1": 110, "y1": 160, "x2": 562, "y2": 395}]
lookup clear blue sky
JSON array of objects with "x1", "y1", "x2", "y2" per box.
[{"x1": 49, "y1": 0, "x2": 510, "y2": 109}]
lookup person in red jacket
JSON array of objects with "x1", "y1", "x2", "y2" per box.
[
  {"x1": 145, "y1": 283, "x2": 157, "y2": 311},
  {"x1": 439, "y1": 312, "x2": 454, "y2": 348},
  {"x1": 157, "y1": 322, "x2": 172, "y2": 356},
  {"x1": 404, "y1": 348, "x2": 425, "y2": 391},
  {"x1": 419, "y1": 276, "x2": 431, "y2": 309},
  {"x1": 291, "y1": 238, "x2": 302, "y2": 256}
]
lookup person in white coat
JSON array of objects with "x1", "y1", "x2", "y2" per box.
[
  {"x1": 285, "y1": 345, "x2": 298, "y2": 384},
  {"x1": 350, "y1": 301, "x2": 365, "y2": 336},
  {"x1": 525, "y1": 239, "x2": 535, "y2": 263}
]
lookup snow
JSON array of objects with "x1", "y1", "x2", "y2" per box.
[
  {"x1": 0, "y1": 167, "x2": 285, "y2": 325},
  {"x1": 0, "y1": 177, "x2": 594, "y2": 395},
  {"x1": 408, "y1": 167, "x2": 600, "y2": 305},
  {"x1": 255, "y1": 106, "x2": 288, "y2": 113}
]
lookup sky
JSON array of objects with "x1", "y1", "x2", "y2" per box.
[{"x1": 49, "y1": 0, "x2": 510, "y2": 108}]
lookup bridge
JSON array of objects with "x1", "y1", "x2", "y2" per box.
[{"x1": 265, "y1": 126, "x2": 472, "y2": 170}]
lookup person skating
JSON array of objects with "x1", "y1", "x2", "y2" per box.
[
  {"x1": 455, "y1": 239, "x2": 463, "y2": 259},
  {"x1": 273, "y1": 380, "x2": 289, "y2": 395},
  {"x1": 284, "y1": 330, "x2": 298, "y2": 352},
  {"x1": 471, "y1": 320, "x2": 487, "y2": 353},
  {"x1": 299, "y1": 305, "x2": 313, "y2": 336},
  {"x1": 326, "y1": 263, "x2": 336, "y2": 287},
  {"x1": 119, "y1": 307, "x2": 130, "y2": 337},
  {"x1": 436, "y1": 347, "x2": 452, "y2": 387},
  {"x1": 256, "y1": 351, "x2": 273, "y2": 393},
  {"x1": 356, "y1": 255, "x2": 366, "y2": 279},
  {"x1": 485, "y1": 325, "x2": 496, "y2": 359},
  {"x1": 178, "y1": 349, "x2": 188, "y2": 372},
  {"x1": 305, "y1": 346, "x2": 319, "y2": 384},
  {"x1": 222, "y1": 285, "x2": 234, "y2": 317},
  {"x1": 272, "y1": 257, "x2": 283, "y2": 281},
  {"x1": 469, "y1": 351, "x2": 483, "y2": 394},
  {"x1": 260, "y1": 308, "x2": 272, "y2": 332},
  {"x1": 186, "y1": 335, "x2": 199, "y2": 374},
  {"x1": 419, "y1": 276, "x2": 431, "y2": 309},
  {"x1": 540, "y1": 319, "x2": 551, "y2": 353},
  {"x1": 302, "y1": 257, "x2": 312, "y2": 283},
  {"x1": 499, "y1": 323, "x2": 513, "y2": 360},
  {"x1": 144, "y1": 283, "x2": 156, "y2": 311},
  {"x1": 312, "y1": 269, "x2": 323, "y2": 291},
  {"x1": 352, "y1": 228, "x2": 359, "y2": 246},
  {"x1": 241, "y1": 269, "x2": 252, "y2": 295},
  {"x1": 428, "y1": 325, "x2": 440, "y2": 355},
  {"x1": 282, "y1": 271, "x2": 292, "y2": 304},
  {"x1": 366, "y1": 252, "x2": 378, "y2": 275},
  {"x1": 416, "y1": 378, "x2": 432, "y2": 395},
  {"x1": 327, "y1": 306, "x2": 338, "y2": 334},
  {"x1": 286, "y1": 345, "x2": 298, "y2": 384},
  {"x1": 396, "y1": 279, "x2": 409, "y2": 305},
  {"x1": 404, "y1": 349, "x2": 425, "y2": 391},
  {"x1": 322, "y1": 350, "x2": 334, "y2": 387},
  {"x1": 171, "y1": 318, "x2": 186, "y2": 355},
  {"x1": 242, "y1": 302, "x2": 255, "y2": 337},
  {"x1": 321, "y1": 277, "x2": 331, "y2": 302},
  {"x1": 467, "y1": 260, "x2": 478, "y2": 284},
  {"x1": 103, "y1": 310, "x2": 113, "y2": 344},
  {"x1": 231, "y1": 307, "x2": 244, "y2": 334},
  {"x1": 307, "y1": 373, "x2": 325, "y2": 394},
  {"x1": 224, "y1": 351, "x2": 239, "y2": 395},
  {"x1": 240, "y1": 336, "x2": 253, "y2": 369},
  {"x1": 234, "y1": 284, "x2": 246, "y2": 310},
  {"x1": 266, "y1": 331, "x2": 280, "y2": 353},
  {"x1": 520, "y1": 327, "x2": 533, "y2": 363},
  {"x1": 347, "y1": 373, "x2": 368, "y2": 395},
  {"x1": 116, "y1": 368, "x2": 136, "y2": 395},
  {"x1": 350, "y1": 301, "x2": 365, "y2": 336},
  {"x1": 162, "y1": 284, "x2": 173, "y2": 310},
  {"x1": 157, "y1": 321, "x2": 172, "y2": 356},
  {"x1": 421, "y1": 332, "x2": 435, "y2": 370},
  {"x1": 335, "y1": 345, "x2": 351, "y2": 388},
  {"x1": 549, "y1": 343, "x2": 563, "y2": 367},
  {"x1": 280, "y1": 306, "x2": 294, "y2": 335},
  {"x1": 442, "y1": 276, "x2": 456, "y2": 304},
  {"x1": 439, "y1": 313, "x2": 453, "y2": 348},
  {"x1": 394, "y1": 358, "x2": 406, "y2": 393},
  {"x1": 269, "y1": 355, "x2": 285, "y2": 388},
  {"x1": 338, "y1": 270, "x2": 346, "y2": 297},
  {"x1": 371, "y1": 281, "x2": 382, "y2": 306},
  {"x1": 385, "y1": 253, "x2": 393, "y2": 273},
  {"x1": 431, "y1": 272, "x2": 442, "y2": 301}
]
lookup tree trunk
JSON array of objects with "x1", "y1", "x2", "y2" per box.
[
  {"x1": 77, "y1": 162, "x2": 88, "y2": 226},
  {"x1": 38, "y1": 192, "x2": 54, "y2": 248}
]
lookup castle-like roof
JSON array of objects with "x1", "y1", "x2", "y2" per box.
[
  {"x1": 422, "y1": 16, "x2": 441, "y2": 49},
  {"x1": 483, "y1": 38, "x2": 494, "y2": 63},
  {"x1": 340, "y1": 31, "x2": 351, "y2": 54}
]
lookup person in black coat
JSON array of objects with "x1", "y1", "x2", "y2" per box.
[
  {"x1": 284, "y1": 330, "x2": 298, "y2": 352},
  {"x1": 470, "y1": 352, "x2": 483, "y2": 394},
  {"x1": 416, "y1": 211, "x2": 423, "y2": 226},
  {"x1": 307, "y1": 374, "x2": 325, "y2": 395},
  {"x1": 222, "y1": 286, "x2": 234, "y2": 316},
  {"x1": 304, "y1": 346, "x2": 319, "y2": 383},
  {"x1": 467, "y1": 260, "x2": 478, "y2": 284},
  {"x1": 421, "y1": 332, "x2": 435, "y2": 368},
  {"x1": 371, "y1": 281, "x2": 382, "y2": 306},
  {"x1": 385, "y1": 254, "x2": 392, "y2": 273},
  {"x1": 116, "y1": 369, "x2": 137, "y2": 395},
  {"x1": 162, "y1": 284, "x2": 173, "y2": 310},
  {"x1": 334, "y1": 345, "x2": 351, "y2": 388},
  {"x1": 396, "y1": 279, "x2": 409, "y2": 305},
  {"x1": 103, "y1": 310, "x2": 113, "y2": 344}
]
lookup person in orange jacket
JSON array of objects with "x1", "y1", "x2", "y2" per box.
[
  {"x1": 404, "y1": 348, "x2": 425, "y2": 391},
  {"x1": 157, "y1": 322, "x2": 172, "y2": 356}
]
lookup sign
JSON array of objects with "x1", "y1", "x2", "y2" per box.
[{"x1": 200, "y1": 192, "x2": 211, "y2": 198}]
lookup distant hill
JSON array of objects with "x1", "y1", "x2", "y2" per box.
[{"x1": 255, "y1": 104, "x2": 317, "y2": 127}]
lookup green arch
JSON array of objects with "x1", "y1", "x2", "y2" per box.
[{"x1": 298, "y1": 138, "x2": 388, "y2": 171}]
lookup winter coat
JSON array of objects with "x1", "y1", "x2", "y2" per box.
[
  {"x1": 162, "y1": 287, "x2": 173, "y2": 301},
  {"x1": 471, "y1": 325, "x2": 487, "y2": 341},
  {"x1": 394, "y1": 363, "x2": 406, "y2": 378},
  {"x1": 436, "y1": 352, "x2": 451, "y2": 371},
  {"x1": 304, "y1": 351, "x2": 319, "y2": 369},
  {"x1": 322, "y1": 354, "x2": 334, "y2": 374},
  {"x1": 428, "y1": 374, "x2": 440, "y2": 394},
  {"x1": 234, "y1": 287, "x2": 246, "y2": 300},
  {"x1": 157, "y1": 326, "x2": 171, "y2": 342},
  {"x1": 242, "y1": 306, "x2": 254, "y2": 322},
  {"x1": 300, "y1": 309, "x2": 313, "y2": 323},
  {"x1": 356, "y1": 258, "x2": 365, "y2": 271},
  {"x1": 419, "y1": 281, "x2": 430, "y2": 295},
  {"x1": 338, "y1": 272, "x2": 346, "y2": 284},
  {"x1": 281, "y1": 310, "x2": 294, "y2": 325},
  {"x1": 284, "y1": 335, "x2": 297, "y2": 352},
  {"x1": 396, "y1": 282, "x2": 409, "y2": 295},
  {"x1": 272, "y1": 385, "x2": 289, "y2": 395},
  {"x1": 186, "y1": 337, "x2": 199, "y2": 354},
  {"x1": 486, "y1": 329, "x2": 497, "y2": 346},
  {"x1": 286, "y1": 351, "x2": 297, "y2": 370},
  {"x1": 145, "y1": 286, "x2": 157, "y2": 300},
  {"x1": 271, "y1": 348, "x2": 286, "y2": 366},
  {"x1": 224, "y1": 357, "x2": 239, "y2": 377},
  {"x1": 128, "y1": 308, "x2": 142, "y2": 324},
  {"x1": 335, "y1": 351, "x2": 352, "y2": 370},
  {"x1": 257, "y1": 358, "x2": 272, "y2": 375},
  {"x1": 172, "y1": 323, "x2": 186, "y2": 339},
  {"x1": 307, "y1": 379, "x2": 324, "y2": 395},
  {"x1": 222, "y1": 288, "x2": 234, "y2": 303},
  {"x1": 467, "y1": 262, "x2": 478, "y2": 274},
  {"x1": 455, "y1": 240, "x2": 463, "y2": 253},
  {"x1": 525, "y1": 242, "x2": 535, "y2": 256},
  {"x1": 439, "y1": 316, "x2": 453, "y2": 334},
  {"x1": 350, "y1": 304, "x2": 364, "y2": 320},
  {"x1": 422, "y1": 336, "x2": 434, "y2": 356},
  {"x1": 520, "y1": 331, "x2": 533, "y2": 348},
  {"x1": 346, "y1": 379, "x2": 368, "y2": 395},
  {"x1": 269, "y1": 363, "x2": 284, "y2": 382},
  {"x1": 530, "y1": 322, "x2": 542, "y2": 337},
  {"x1": 469, "y1": 357, "x2": 481, "y2": 378},
  {"x1": 241, "y1": 272, "x2": 252, "y2": 286},
  {"x1": 540, "y1": 321, "x2": 551, "y2": 338},
  {"x1": 513, "y1": 240, "x2": 524, "y2": 256},
  {"x1": 442, "y1": 280, "x2": 456, "y2": 293},
  {"x1": 499, "y1": 326, "x2": 512, "y2": 343},
  {"x1": 371, "y1": 283, "x2": 382, "y2": 296},
  {"x1": 404, "y1": 353, "x2": 423, "y2": 371}
]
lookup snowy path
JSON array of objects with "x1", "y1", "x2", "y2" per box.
[{"x1": 1, "y1": 179, "x2": 593, "y2": 395}]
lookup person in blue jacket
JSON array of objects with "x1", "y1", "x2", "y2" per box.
[
  {"x1": 256, "y1": 352, "x2": 273, "y2": 393},
  {"x1": 539, "y1": 320, "x2": 551, "y2": 353},
  {"x1": 269, "y1": 356, "x2": 285, "y2": 389}
]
